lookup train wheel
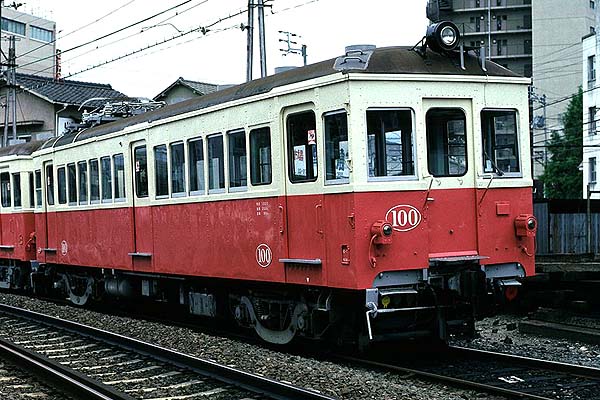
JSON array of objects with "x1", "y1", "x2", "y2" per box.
[{"x1": 64, "y1": 274, "x2": 95, "y2": 306}]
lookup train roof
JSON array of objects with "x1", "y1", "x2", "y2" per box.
[{"x1": 44, "y1": 46, "x2": 522, "y2": 150}]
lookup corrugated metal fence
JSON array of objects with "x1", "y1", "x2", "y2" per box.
[{"x1": 534, "y1": 200, "x2": 600, "y2": 254}]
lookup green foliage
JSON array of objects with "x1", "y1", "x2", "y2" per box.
[{"x1": 540, "y1": 87, "x2": 583, "y2": 199}]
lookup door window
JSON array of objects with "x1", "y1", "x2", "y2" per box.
[
  {"x1": 325, "y1": 111, "x2": 349, "y2": 184},
  {"x1": 426, "y1": 108, "x2": 467, "y2": 177},
  {"x1": 134, "y1": 146, "x2": 148, "y2": 198},
  {"x1": 481, "y1": 110, "x2": 520, "y2": 174},
  {"x1": 287, "y1": 111, "x2": 317, "y2": 182},
  {"x1": 367, "y1": 109, "x2": 414, "y2": 178}
]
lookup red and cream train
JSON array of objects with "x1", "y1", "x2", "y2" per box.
[{"x1": 0, "y1": 23, "x2": 536, "y2": 345}]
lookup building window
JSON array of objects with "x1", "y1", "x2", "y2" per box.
[
  {"x1": 208, "y1": 134, "x2": 225, "y2": 191},
  {"x1": 78, "y1": 161, "x2": 88, "y2": 205},
  {"x1": 188, "y1": 138, "x2": 205, "y2": 194},
  {"x1": 588, "y1": 55, "x2": 596, "y2": 87},
  {"x1": 250, "y1": 127, "x2": 271, "y2": 186},
  {"x1": 524, "y1": 64, "x2": 532, "y2": 78},
  {"x1": 101, "y1": 156, "x2": 112, "y2": 202},
  {"x1": 524, "y1": 40, "x2": 532, "y2": 55},
  {"x1": 325, "y1": 111, "x2": 349, "y2": 183},
  {"x1": 134, "y1": 146, "x2": 148, "y2": 198},
  {"x1": 170, "y1": 142, "x2": 186, "y2": 195},
  {"x1": 590, "y1": 157, "x2": 597, "y2": 184},
  {"x1": 590, "y1": 107, "x2": 597, "y2": 135},
  {"x1": 368, "y1": 109, "x2": 415, "y2": 178},
  {"x1": 523, "y1": 14, "x2": 532, "y2": 29},
  {"x1": 591, "y1": 0, "x2": 596, "y2": 9},
  {"x1": 113, "y1": 154, "x2": 125, "y2": 201},
  {"x1": 426, "y1": 108, "x2": 467, "y2": 177},
  {"x1": 1, "y1": 18, "x2": 25, "y2": 36},
  {"x1": 287, "y1": 111, "x2": 318, "y2": 183},
  {"x1": 482, "y1": 110, "x2": 520, "y2": 174},
  {"x1": 1, "y1": 172, "x2": 10, "y2": 208},
  {"x1": 30, "y1": 25, "x2": 53, "y2": 42},
  {"x1": 57, "y1": 166, "x2": 66, "y2": 204},
  {"x1": 12, "y1": 173, "x2": 21, "y2": 208}
]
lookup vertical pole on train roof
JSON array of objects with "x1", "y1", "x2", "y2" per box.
[
  {"x1": 246, "y1": 0, "x2": 254, "y2": 82},
  {"x1": 257, "y1": 0, "x2": 267, "y2": 78}
]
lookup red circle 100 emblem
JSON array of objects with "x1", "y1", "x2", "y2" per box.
[
  {"x1": 385, "y1": 205, "x2": 422, "y2": 232},
  {"x1": 256, "y1": 244, "x2": 272, "y2": 268}
]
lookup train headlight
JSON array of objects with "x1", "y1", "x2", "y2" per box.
[
  {"x1": 527, "y1": 218, "x2": 536, "y2": 231},
  {"x1": 426, "y1": 21, "x2": 461, "y2": 53},
  {"x1": 514, "y1": 214, "x2": 537, "y2": 238},
  {"x1": 382, "y1": 224, "x2": 393, "y2": 237}
]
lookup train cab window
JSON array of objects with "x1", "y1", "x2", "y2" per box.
[
  {"x1": 57, "y1": 167, "x2": 67, "y2": 204},
  {"x1": 78, "y1": 161, "x2": 88, "y2": 205},
  {"x1": 134, "y1": 146, "x2": 148, "y2": 198},
  {"x1": 67, "y1": 163, "x2": 77, "y2": 205},
  {"x1": 170, "y1": 142, "x2": 186, "y2": 196},
  {"x1": 1, "y1": 172, "x2": 10, "y2": 208},
  {"x1": 100, "y1": 156, "x2": 112, "y2": 202},
  {"x1": 367, "y1": 109, "x2": 414, "y2": 178},
  {"x1": 250, "y1": 127, "x2": 271, "y2": 186},
  {"x1": 208, "y1": 134, "x2": 225, "y2": 192},
  {"x1": 481, "y1": 110, "x2": 520, "y2": 175},
  {"x1": 46, "y1": 165, "x2": 54, "y2": 206},
  {"x1": 90, "y1": 159, "x2": 100, "y2": 203},
  {"x1": 228, "y1": 130, "x2": 247, "y2": 190},
  {"x1": 113, "y1": 154, "x2": 125, "y2": 201},
  {"x1": 287, "y1": 111, "x2": 318, "y2": 182},
  {"x1": 188, "y1": 138, "x2": 205, "y2": 194},
  {"x1": 34, "y1": 170, "x2": 41, "y2": 207},
  {"x1": 12, "y1": 173, "x2": 21, "y2": 208},
  {"x1": 426, "y1": 108, "x2": 467, "y2": 177},
  {"x1": 325, "y1": 111, "x2": 349, "y2": 183},
  {"x1": 154, "y1": 145, "x2": 168, "y2": 197}
]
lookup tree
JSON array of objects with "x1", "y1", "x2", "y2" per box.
[{"x1": 540, "y1": 87, "x2": 583, "y2": 199}]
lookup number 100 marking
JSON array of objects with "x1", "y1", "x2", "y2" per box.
[{"x1": 386, "y1": 205, "x2": 422, "y2": 232}]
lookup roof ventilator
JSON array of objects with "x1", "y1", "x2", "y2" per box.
[{"x1": 334, "y1": 44, "x2": 376, "y2": 72}]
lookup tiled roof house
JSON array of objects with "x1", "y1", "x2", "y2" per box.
[{"x1": 153, "y1": 77, "x2": 222, "y2": 105}]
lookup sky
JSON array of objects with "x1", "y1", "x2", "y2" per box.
[{"x1": 20, "y1": 0, "x2": 428, "y2": 99}]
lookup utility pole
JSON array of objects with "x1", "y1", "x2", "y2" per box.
[
  {"x1": 278, "y1": 31, "x2": 307, "y2": 66},
  {"x1": 487, "y1": 0, "x2": 491, "y2": 60},
  {"x1": 257, "y1": 0, "x2": 267, "y2": 78},
  {"x1": 246, "y1": 0, "x2": 254, "y2": 82}
]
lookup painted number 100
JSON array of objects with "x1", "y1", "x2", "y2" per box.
[{"x1": 385, "y1": 205, "x2": 422, "y2": 232}]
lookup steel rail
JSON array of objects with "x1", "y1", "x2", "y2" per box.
[
  {"x1": 0, "y1": 303, "x2": 335, "y2": 400},
  {"x1": 0, "y1": 337, "x2": 135, "y2": 400}
]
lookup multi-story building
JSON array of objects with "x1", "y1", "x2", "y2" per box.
[
  {"x1": 1, "y1": 6, "x2": 56, "y2": 77},
  {"x1": 428, "y1": 0, "x2": 596, "y2": 189},
  {"x1": 583, "y1": 31, "x2": 600, "y2": 199}
]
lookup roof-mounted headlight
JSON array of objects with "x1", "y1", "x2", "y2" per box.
[{"x1": 426, "y1": 21, "x2": 461, "y2": 53}]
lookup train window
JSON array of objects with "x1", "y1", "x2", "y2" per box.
[
  {"x1": 208, "y1": 134, "x2": 225, "y2": 192},
  {"x1": 154, "y1": 145, "x2": 168, "y2": 197},
  {"x1": 170, "y1": 142, "x2": 186, "y2": 196},
  {"x1": 481, "y1": 110, "x2": 520, "y2": 175},
  {"x1": 57, "y1": 167, "x2": 67, "y2": 204},
  {"x1": 35, "y1": 170, "x2": 41, "y2": 207},
  {"x1": 78, "y1": 161, "x2": 88, "y2": 205},
  {"x1": 12, "y1": 173, "x2": 21, "y2": 208},
  {"x1": 188, "y1": 138, "x2": 205, "y2": 194},
  {"x1": 367, "y1": 109, "x2": 414, "y2": 178},
  {"x1": 90, "y1": 159, "x2": 100, "y2": 203},
  {"x1": 287, "y1": 111, "x2": 318, "y2": 183},
  {"x1": 46, "y1": 164, "x2": 54, "y2": 206},
  {"x1": 29, "y1": 172, "x2": 34, "y2": 208},
  {"x1": 67, "y1": 163, "x2": 77, "y2": 204},
  {"x1": 426, "y1": 108, "x2": 467, "y2": 177},
  {"x1": 0, "y1": 172, "x2": 10, "y2": 208},
  {"x1": 325, "y1": 111, "x2": 349, "y2": 183},
  {"x1": 134, "y1": 146, "x2": 148, "y2": 198},
  {"x1": 113, "y1": 154, "x2": 125, "y2": 201},
  {"x1": 250, "y1": 127, "x2": 271, "y2": 186},
  {"x1": 228, "y1": 130, "x2": 247, "y2": 190},
  {"x1": 101, "y1": 156, "x2": 112, "y2": 202}
]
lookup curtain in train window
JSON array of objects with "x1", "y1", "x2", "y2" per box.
[
  {"x1": 78, "y1": 161, "x2": 88, "y2": 205},
  {"x1": 100, "y1": 157, "x2": 112, "y2": 202},
  {"x1": 287, "y1": 111, "x2": 318, "y2": 182},
  {"x1": 154, "y1": 145, "x2": 168, "y2": 197},
  {"x1": 250, "y1": 127, "x2": 271, "y2": 186},
  {"x1": 12, "y1": 173, "x2": 21, "y2": 208},
  {"x1": 113, "y1": 154, "x2": 125, "y2": 201},
  {"x1": 208, "y1": 135, "x2": 225, "y2": 191},
  {"x1": 367, "y1": 109, "x2": 414, "y2": 177},
  {"x1": 134, "y1": 146, "x2": 148, "y2": 198},
  {"x1": 325, "y1": 111, "x2": 349, "y2": 183},
  {"x1": 170, "y1": 142, "x2": 186, "y2": 195},
  {"x1": 188, "y1": 138, "x2": 205, "y2": 194},
  {"x1": 57, "y1": 167, "x2": 67, "y2": 204},
  {"x1": 0, "y1": 172, "x2": 10, "y2": 208},
  {"x1": 228, "y1": 130, "x2": 247, "y2": 189},
  {"x1": 481, "y1": 110, "x2": 520, "y2": 174},
  {"x1": 67, "y1": 163, "x2": 77, "y2": 204},
  {"x1": 426, "y1": 108, "x2": 467, "y2": 177},
  {"x1": 90, "y1": 159, "x2": 100, "y2": 202},
  {"x1": 46, "y1": 164, "x2": 54, "y2": 206}
]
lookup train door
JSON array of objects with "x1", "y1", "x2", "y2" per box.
[
  {"x1": 130, "y1": 141, "x2": 154, "y2": 272},
  {"x1": 282, "y1": 107, "x2": 326, "y2": 285},
  {"x1": 41, "y1": 161, "x2": 58, "y2": 261},
  {"x1": 423, "y1": 99, "x2": 479, "y2": 257}
]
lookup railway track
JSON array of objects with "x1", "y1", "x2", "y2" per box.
[
  {"x1": 338, "y1": 345, "x2": 600, "y2": 399},
  {"x1": 0, "y1": 303, "x2": 334, "y2": 400}
]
